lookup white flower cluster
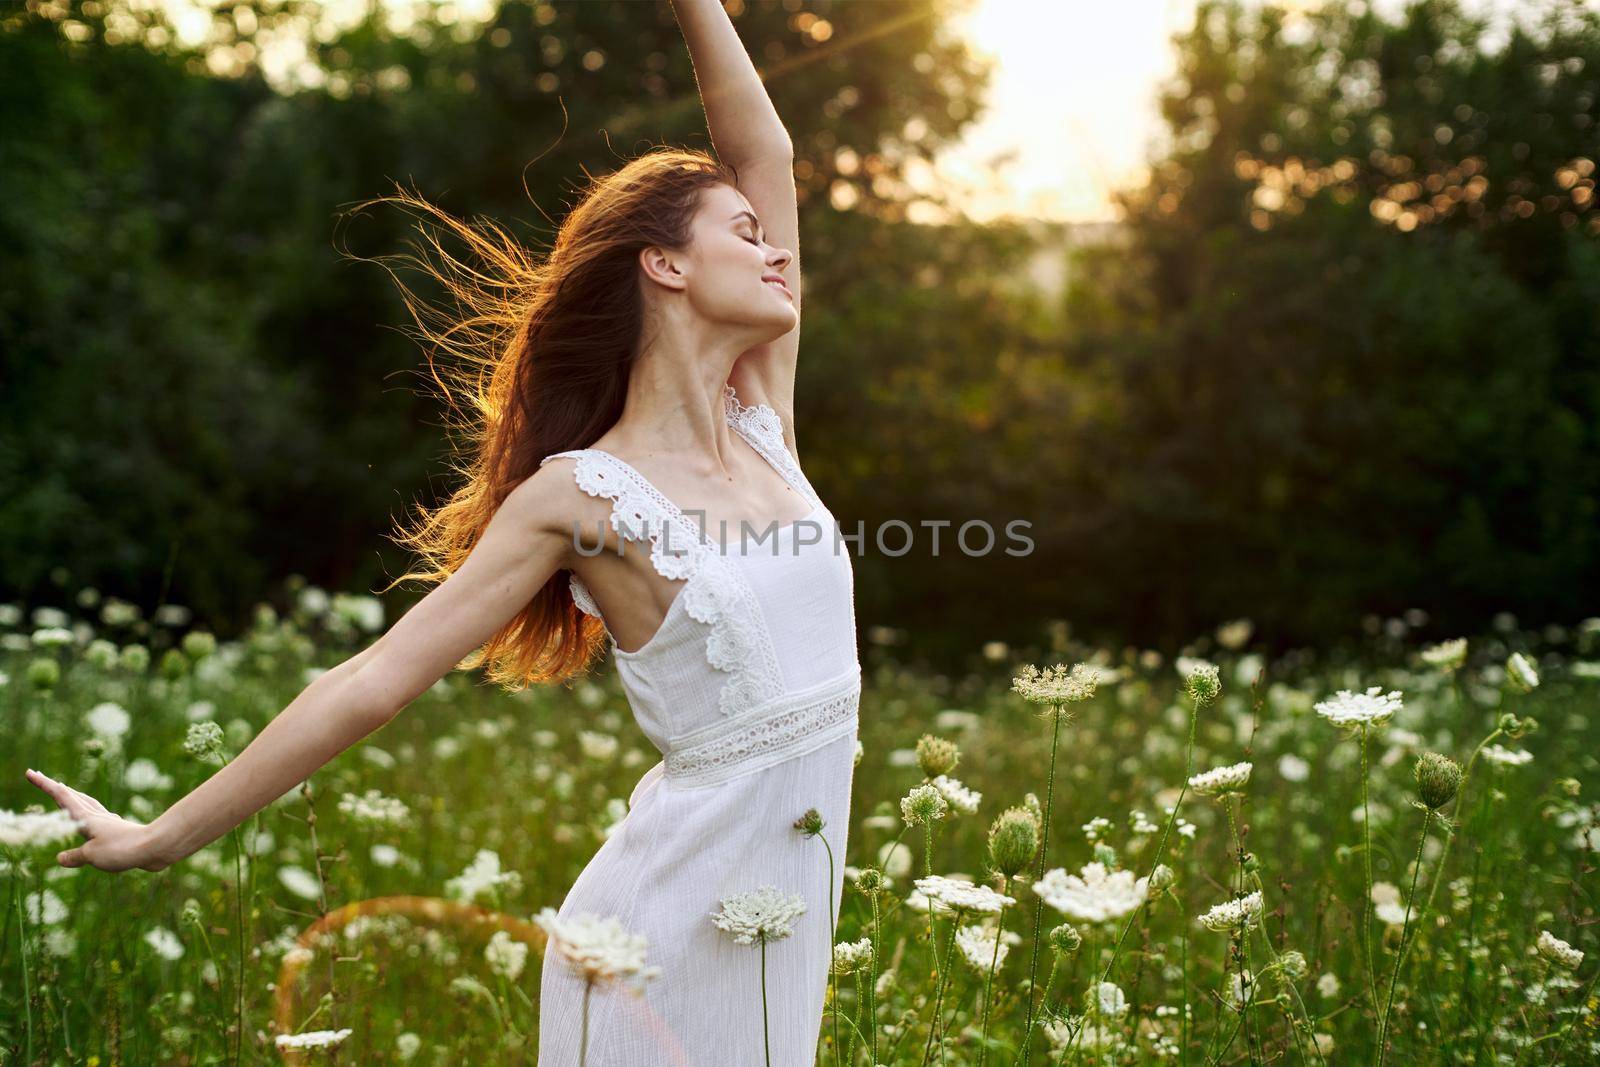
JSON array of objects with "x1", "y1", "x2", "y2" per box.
[
  {"x1": 1536, "y1": 930, "x2": 1584, "y2": 970},
  {"x1": 709, "y1": 885, "x2": 807, "y2": 945},
  {"x1": 444, "y1": 849, "x2": 523, "y2": 904},
  {"x1": 1033, "y1": 862, "x2": 1150, "y2": 924},
  {"x1": 1482, "y1": 744, "x2": 1533, "y2": 766},
  {"x1": 1370, "y1": 882, "x2": 1410, "y2": 927},
  {"x1": 274, "y1": 1029, "x2": 353, "y2": 1051},
  {"x1": 953, "y1": 923, "x2": 1019, "y2": 971},
  {"x1": 1187, "y1": 761, "x2": 1253, "y2": 797},
  {"x1": 930, "y1": 774, "x2": 982, "y2": 814},
  {"x1": 1197, "y1": 891, "x2": 1264, "y2": 932},
  {"x1": 1011, "y1": 662, "x2": 1099, "y2": 704},
  {"x1": 337, "y1": 789, "x2": 411, "y2": 827},
  {"x1": 0, "y1": 808, "x2": 81, "y2": 849},
  {"x1": 912, "y1": 875, "x2": 1016, "y2": 915},
  {"x1": 831, "y1": 936, "x2": 874, "y2": 975},
  {"x1": 1314, "y1": 686, "x2": 1403, "y2": 729},
  {"x1": 534, "y1": 907, "x2": 662, "y2": 989},
  {"x1": 484, "y1": 929, "x2": 529, "y2": 981}
]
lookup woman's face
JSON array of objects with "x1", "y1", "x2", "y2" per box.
[{"x1": 665, "y1": 182, "x2": 797, "y2": 341}]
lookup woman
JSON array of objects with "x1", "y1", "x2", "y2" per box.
[{"x1": 25, "y1": 1, "x2": 859, "y2": 1062}]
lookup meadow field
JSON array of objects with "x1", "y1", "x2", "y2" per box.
[{"x1": 2, "y1": 581, "x2": 1596, "y2": 1065}]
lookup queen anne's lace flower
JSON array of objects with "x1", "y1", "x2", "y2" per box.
[
  {"x1": 0, "y1": 808, "x2": 81, "y2": 849},
  {"x1": 1536, "y1": 930, "x2": 1584, "y2": 970},
  {"x1": 954, "y1": 923, "x2": 1018, "y2": 971},
  {"x1": 337, "y1": 789, "x2": 411, "y2": 827},
  {"x1": 535, "y1": 907, "x2": 663, "y2": 989},
  {"x1": 913, "y1": 874, "x2": 1016, "y2": 915},
  {"x1": 1033, "y1": 862, "x2": 1149, "y2": 924},
  {"x1": 1370, "y1": 882, "x2": 1409, "y2": 926},
  {"x1": 709, "y1": 885, "x2": 807, "y2": 944},
  {"x1": 1420, "y1": 638, "x2": 1467, "y2": 670},
  {"x1": 1197, "y1": 891, "x2": 1263, "y2": 932},
  {"x1": 484, "y1": 930, "x2": 528, "y2": 981},
  {"x1": 1506, "y1": 652, "x2": 1540, "y2": 692},
  {"x1": 1482, "y1": 744, "x2": 1533, "y2": 766},
  {"x1": 930, "y1": 774, "x2": 982, "y2": 814},
  {"x1": 831, "y1": 936, "x2": 873, "y2": 974},
  {"x1": 1011, "y1": 663, "x2": 1099, "y2": 704},
  {"x1": 274, "y1": 1029, "x2": 353, "y2": 1051},
  {"x1": 1314, "y1": 686, "x2": 1403, "y2": 728},
  {"x1": 1188, "y1": 761, "x2": 1253, "y2": 796},
  {"x1": 444, "y1": 850, "x2": 523, "y2": 904}
]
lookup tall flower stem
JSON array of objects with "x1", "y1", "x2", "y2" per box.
[
  {"x1": 868, "y1": 888, "x2": 882, "y2": 1064},
  {"x1": 1377, "y1": 809, "x2": 1432, "y2": 1065},
  {"x1": 1012, "y1": 952, "x2": 1061, "y2": 1065},
  {"x1": 819, "y1": 831, "x2": 840, "y2": 1063},
  {"x1": 921, "y1": 904, "x2": 961, "y2": 1067},
  {"x1": 1245, "y1": 871, "x2": 1324, "y2": 1067},
  {"x1": 977, "y1": 886, "x2": 1012, "y2": 1067},
  {"x1": 580, "y1": 979, "x2": 592, "y2": 1067},
  {"x1": 1358, "y1": 724, "x2": 1379, "y2": 1019},
  {"x1": 761, "y1": 936, "x2": 772, "y2": 1067},
  {"x1": 10, "y1": 860, "x2": 35, "y2": 1063},
  {"x1": 229, "y1": 825, "x2": 245, "y2": 1067},
  {"x1": 1021, "y1": 702, "x2": 1065, "y2": 1041}
]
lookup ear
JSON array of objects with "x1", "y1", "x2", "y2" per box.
[{"x1": 639, "y1": 245, "x2": 688, "y2": 293}]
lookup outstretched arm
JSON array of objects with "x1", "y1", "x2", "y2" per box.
[
  {"x1": 26, "y1": 470, "x2": 580, "y2": 872},
  {"x1": 671, "y1": 0, "x2": 803, "y2": 449}
]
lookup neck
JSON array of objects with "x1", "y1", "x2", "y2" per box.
[{"x1": 611, "y1": 315, "x2": 761, "y2": 475}]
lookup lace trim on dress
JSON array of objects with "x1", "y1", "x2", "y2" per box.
[
  {"x1": 722, "y1": 383, "x2": 824, "y2": 510},
  {"x1": 539, "y1": 447, "x2": 787, "y2": 718},
  {"x1": 663, "y1": 670, "x2": 862, "y2": 788}
]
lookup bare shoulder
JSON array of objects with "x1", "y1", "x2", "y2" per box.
[{"x1": 501, "y1": 458, "x2": 614, "y2": 557}]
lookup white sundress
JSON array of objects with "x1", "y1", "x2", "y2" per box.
[{"x1": 534, "y1": 384, "x2": 862, "y2": 1066}]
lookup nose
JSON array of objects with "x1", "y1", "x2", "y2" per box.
[{"x1": 768, "y1": 246, "x2": 792, "y2": 270}]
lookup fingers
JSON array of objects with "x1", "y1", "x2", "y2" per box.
[{"x1": 57, "y1": 846, "x2": 88, "y2": 868}]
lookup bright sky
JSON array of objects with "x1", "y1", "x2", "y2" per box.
[{"x1": 938, "y1": 0, "x2": 1545, "y2": 223}]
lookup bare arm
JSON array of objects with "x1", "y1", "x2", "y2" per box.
[
  {"x1": 670, "y1": 0, "x2": 803, "y2": 449},
  {"x1": 26, "y1": 469, "x2": 579, "y2": 872}
]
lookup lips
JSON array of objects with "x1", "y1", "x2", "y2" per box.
[{"x1": 763, "y1": 275, "x2": 792, "y2": 297}]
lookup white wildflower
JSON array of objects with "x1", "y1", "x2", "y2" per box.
[
  {"x1": 930, "y1": 774, "x2": 982, "y2": 814},
  {"x1": 1314, "y1": 686, "x2": 1403, "y2": 729},
  {"x1": 274, "y1": 1029, "x2": 353, "y2": 1051},
  {"x1": 831, "y1": 936, "x2": 874, "y2": 975},
  {"x1": 144, "y1": 926, "x2": 185, "y2": 961},
  {"x1": 913, "y1": 874, "x2": 1016, "y2": 915},
  {"x1": 1033, "y1": 862, "x2": 1149, "y2": 924},
  {"x1": 1011, "y1": 662, "x2": 1099, "y2": 704},
  {"x1": 1317, "y1": 972, "x2": 1340, "y2": 998},
  {"x1": 277, "y1": 866, "x2": 323, "y2": 901},
  {"x1": 1370, "y1": 882, "x2": 1409, "y2": 927},
  {"x1": 709, "y1": 885, "x2": 807, "y2": 944},
  {"x1": 25, "y1": 889, "x2": 67, "y2": 926},
  {"x1": 445, "y1": 849, "x2": 523, "y2": 904},
  {"x1": 1506, "y1": 652, "x2": 1540, "y2": 692},
  {"x1": 534, "y1": 908, "x2": 662, "y2": 991},
  {"x1": 0, "y1": 808, "x2": 81, "y2": 849},
  {"x1": 1536, "y1": 930, "x2": 1584, "y2": 970},
  {"x1": 124, "y1": 758, "x2": 173, "y2": 792},
  {"x1": 578, "y1": 730, "x2": 619, "y2": 760},
  {"x1": 1420, "y1": 638, "x2": 1467, "y2": 670},
  {"x1": 1277, "y1": 754, "x2": 1310, "y2": 782},
  {"x1": 337, "y1": 789, "x2": 411, "y2": 827},
  {"x1": 84, "y1": 701, "x2": 131, "y2": 742},
  {"x1": 1188, "y1": 761, "x2": 1252, "y2": 796},
  {"x1": 1197, "y1": 891, "x2": 1264, "y2": 932},
  {"x1": 1090, "y1": 980, "x2": 1129, "y2": 1018},
  {"x1": 1482, "y1": 745, "x2": 1533, "y2": 766},
  {"x1": 484, "y1": 930, "x2": 529, "y2": 981}
]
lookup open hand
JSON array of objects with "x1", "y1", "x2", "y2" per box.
[{"x1": 24, "y1": 768, "x2": 173, "y2": 872}]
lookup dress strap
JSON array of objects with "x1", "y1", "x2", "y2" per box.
[{"x1": 722, "y1": 384, "x2": 824, "y2": 509}]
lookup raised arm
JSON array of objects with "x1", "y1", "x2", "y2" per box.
[
  {"x1": 670, "y1": 0, "x2": 803, "y2": 446},
  {"x1": 26, "y1": 469, "x2": 581, "y2": 872}
]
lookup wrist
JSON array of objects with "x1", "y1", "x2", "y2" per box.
[{"x1": 141, "y1": 817, "x2": 187, "y2": 870}]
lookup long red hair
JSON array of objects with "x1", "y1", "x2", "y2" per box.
[{"x1": 352, "y1": 147, "x2": 741, "y2": 688}]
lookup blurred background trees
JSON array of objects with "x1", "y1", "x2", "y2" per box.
[{"x1": 2, "y1": 0, "x2": 1596, "y2": 660}]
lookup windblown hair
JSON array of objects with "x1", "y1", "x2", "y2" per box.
[{"x1": 353, "y1": 147, "x2": 740, "y2": 689}]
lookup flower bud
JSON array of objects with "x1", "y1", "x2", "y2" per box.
[
  {"x1": 1414, "y1": 752, "x2": 1462, "y2": 810},
  {"x1": 1048, "y1": 923, "x2": 1082, "y2": 955},
  {"x1": 1183, "y1": 660, "x2": 1222, "y2": 706},
  {"x1": 1150, "y1": 864, "x2": 1176, "y2": 890},
  {"x1": 792, "y1": 808, "x2": 825, "y2": 837},
  {"x1": 986, "y1": 806, "x2": 1040, "y2": 878},
  {"x1": 915, "y1": 734, "x2": 960, "y2": 778}
]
